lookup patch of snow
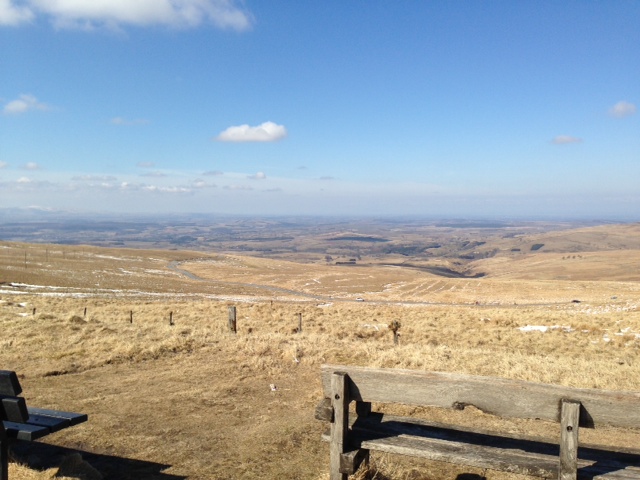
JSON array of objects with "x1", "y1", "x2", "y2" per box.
[
  {"x1": 519, "y1": 325, "x2": 574, "y2": 333},
  {"x1": 520, "y1": 325, "x2": 549, "y2": 333}
]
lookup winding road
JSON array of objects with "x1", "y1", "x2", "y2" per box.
[{"x1": 166, "y1": 261, "x2": 571, "y2": 308}]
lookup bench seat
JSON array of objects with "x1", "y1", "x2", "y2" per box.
[
  {"x1": 1, "y1": 370, "x2": 88, "y2": 479},
  {"x1": 323, "y1": 412, "x2": 640, "y2": 479},
  {"x1": 3, "y1": 408, "x2": 88, "y2": 441}
]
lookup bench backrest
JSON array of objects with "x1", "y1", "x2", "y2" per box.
[
  {"x1": 321, "y1": 364, "x2": 640, "y2": 429},
  {"x1": 0, "y1": 370, "x2": 29, "y2": 424}
]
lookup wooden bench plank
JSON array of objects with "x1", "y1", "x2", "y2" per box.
[
  {"x1": 322, "y1": 412, "x2": 640, "y2": 479},
  {"x1": 321, "y1": 364, "x2": 640, "y2": 429}
]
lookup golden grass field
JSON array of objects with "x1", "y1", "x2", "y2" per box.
[{"x1": 2, "y1": 222, "x2": 640, "y2": 479}]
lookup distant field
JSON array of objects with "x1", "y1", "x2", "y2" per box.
[{"x1": 2, "y1": 220, "x2": 640, "y2": 479}]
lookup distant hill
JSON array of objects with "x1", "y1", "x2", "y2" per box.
[{"x1": 469, "y1": 223, "x2": 640, "y2": 281}]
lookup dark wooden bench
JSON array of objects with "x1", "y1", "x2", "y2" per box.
[
  {"x1": 315, "y1": 364, "x2": 640, "y2": 480},
  {"x1": 1, "y1": 370, "x2": 88, "y2": 480}
]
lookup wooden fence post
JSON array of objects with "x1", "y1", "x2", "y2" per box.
[
  {"x1": 389, "y1": 320, "x2": 401, "y2": 345},
  {"x1": 228, "y1": 306, "x2": 237, "y2": 334},
  {"x1": 297, "y1": 313, "x2": 302, "y2": 333},
  {"x1": 130, "y1": 311, "x2": 133, "y2": 324},
  {"x1": 83, "y1": 307, "x2": 87, "y2": 318},
  {"x1": 169, "y1": 311, "x2": 174, "y2": 326}
]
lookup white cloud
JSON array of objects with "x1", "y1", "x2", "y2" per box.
[
  {"x1": 143, "y1": 185, "x2": 191, "y2": 193},
  {"x1": 551, "y1": 135, "x2": 582, "y2": 145},
  {"x1": 3, "y1": 94, "x2": 49, "y2": 114},
  {"x1": 0, "y1": 161, "x2": 8, "y2": 169},
  {"x1": 16, "y1": 176, "x2": 31, "y2": 183},
  {"x1": 0, "y1": 0, "x2": 34, "y2": 25},
  {"x1": 216, "y1": 121, "x2": 287, "y2": 142},
  {"x1": 247, "y1": 172, "x2": 266, "y2": 180},
  {"x1": 609, "y1": 101, "x2": 637, "y2": 118},
  {"x1": 137, "y1": 161, "x2": 155, "y2": 168},
  {"x1": 203, "y1": 170, "x2": 223, "y2": 176},
  {"x1": 0, "y1": 0, "x2": 252, "y2": 31}
]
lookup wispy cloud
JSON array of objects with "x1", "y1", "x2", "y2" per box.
[
  {"x1": 551, "y1": 135, "x2": 582, "y2": 145},
  {"x1": 609, "y1": 101, "x2": 637, "y2": 118},
  {"x1": 191, "y1": 179, "x2": 215, "y2": 189},
  {"x1": 0, "y1": 161, "x2": 8, "y2": 169},
  {"x1": 216, "y1": 121, "x2": 287, "y2": 143},
  {"x1": 3, "y1": 94, "x2": 49, "y2": 114},
  {"x1": 117, "y1": 182, "x2": 192, "y2": 194},
  {"x1": 23, "y1": 162, "x2": 40, "y2": 170},
  {"x1": 136, "y1": 161, "x2": 155, "y2": 168},
  {"x1": 71, "y1": 175, "x2": 118, "y2": 182},
  {"x1": 0, "y1": 0, "x2": 253, "y2": 31},
  {"x1": 140, "y1": 171, "x2": 167, "y2": 178},
  {"x1": 111, "y1": 117, "x2": 149, "y2": 126},
  {"x1": 247, "y1": 172, "x2": 267, "y2": 180},
  {"x1": 142, "y1": 185, "x2": 192, "y2": 194},
  {"x1": 203, "y1": 170, "x2": 223, "y2": 176}
]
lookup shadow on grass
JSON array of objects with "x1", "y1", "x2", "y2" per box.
[{"x1": 11, "y1": 441, "x2": 186, "y2": 480}]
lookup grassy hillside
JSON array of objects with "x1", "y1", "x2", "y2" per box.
[{"x1": 2, "y1": 222, "x2": 640, "y2": 479}]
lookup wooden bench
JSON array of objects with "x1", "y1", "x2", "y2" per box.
[
  {"x1": 1, "y1": 370, "x2": 88, "y2": 480},
  {"x1": 315, "y1": 364, "x2": 640, "y2": 480}
]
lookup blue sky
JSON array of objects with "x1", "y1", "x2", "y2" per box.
[{"x1": 1, "y1": 1, "x2": 638, "y2": 219}]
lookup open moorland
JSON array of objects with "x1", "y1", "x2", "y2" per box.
[{"x1": 2, "y1": 219, "x2": 640, "y2": 479}]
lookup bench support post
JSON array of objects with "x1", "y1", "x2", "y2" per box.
[
  {"x1": 559, "y1": 399, "x2": 580, "y2": 480},
  {"x1": 1, "y1": 438, "x2": 7, "y2": 480},
  {"x1": 330, "y1": 372, "x2": 349, "y2": 480}
]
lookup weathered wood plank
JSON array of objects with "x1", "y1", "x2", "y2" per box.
[
  {"x1": 358, "y1": 433, "x2": 559, "y2": 477},
  {"x1": 560, "y1": 400, "x2": 580, "y2": 480},
  {"x1": 339, "y1": 449, "x2": 369, "y2": 475},
  {"x1": 315, "y1": 398, "x2": 333, "y2": 422},
  {"x1": 321, "y1": 364, "x2": 640, "y2": 428},
  {"x1": 321, "y1": 411, "x2": 640, "y2": 479},
  {"x1": 330, "y1": 372, "x2": 349, "y2": 480},
  {"x1": 0, "y1": 372, "x2": 21, "y2": 397}
]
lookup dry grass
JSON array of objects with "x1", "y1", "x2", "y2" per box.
[{"x1": 2, "y1": 229, "x2": 640, "y2": 479}]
